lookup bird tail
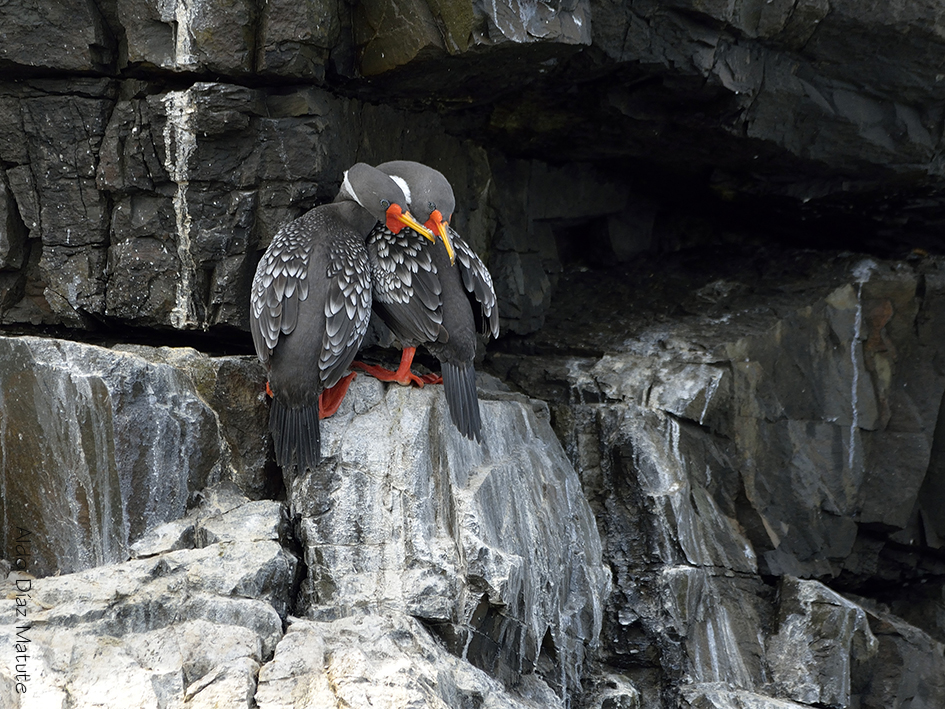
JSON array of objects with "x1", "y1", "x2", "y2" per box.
[
  {"x1": 269, "y1": 397, "x2": 321, "y2": 472},
  {"x1": 441, "y1": 361, "x2": 483, "y2": 443}
]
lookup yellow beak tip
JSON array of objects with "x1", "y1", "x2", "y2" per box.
[
  {"x1": 399, "y1": 212, "x2": 435, "y2": 242},
  {"x1": 435, "y1": 224, "x2": 456, "y2": 265}
]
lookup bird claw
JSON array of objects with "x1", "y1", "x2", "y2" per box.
[
  {"x1": 319, "y1": 372, "x2": 357, "y2": 419},
  {"x1": 406, "y1": 372, "x2": 429, "y2": 388},
  {"x1": 352, "y1": 361, "x2": 433, "y2": 389}
]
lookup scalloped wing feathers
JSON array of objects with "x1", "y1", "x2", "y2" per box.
[
  {"x1": 250, "y1": 211, "x2": 372, "y2": 388},
  {"x1": 320, "y1": 237, "x2": 373, "y2": 388},
  {"x1": 368, "y1": 225, "x2": 445, "y2": 344},
  {"x1": 250, "y1": 218, "x2": 315, "y2": 363},
  {"x1": 450, "y1": 227, "x2": 499, "y2": 340}
]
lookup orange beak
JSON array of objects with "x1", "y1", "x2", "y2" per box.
[
  {"x1": 426, "y1": 210, "x2": 455, "y2": 265},
  {"x1": 386, "y1": 204, "x2": 435, "y2": 240}
]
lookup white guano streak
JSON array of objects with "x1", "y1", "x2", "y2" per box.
[
  {"x1": 159, "y1": 0, "x2": 196, "y2": 68},
  {"x1": 849, "y1": 285, "x2": 862, "y2": 471},
  {"x1": 848, "y1": 260, "x2": 875, "y2": 471},
  {"x1": 162, "y1": 89, "x2": 198, "y2": 329}
]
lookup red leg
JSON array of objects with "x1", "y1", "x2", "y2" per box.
[
  {"x1": 319, "y1": 372, "x2": 357, "y2": 419},
  {"x1": 265, "y1": 381, "x2": 274, "y2": 398},
  {"x1": 352, "y1": 347, "x2": 431, "y2": 388}
]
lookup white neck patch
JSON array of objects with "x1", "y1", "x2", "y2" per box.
[
  {"x1": 341, "y1": 169, "x2": 364, "y2": 208},
  {"x1": 388, "y1": 174, "x2": 412, "y2": 206}
]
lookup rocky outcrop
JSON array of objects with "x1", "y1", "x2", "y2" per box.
[
  {"x1": 0, "y1": 485, "x2": 295, "y2": 707},
  {"x1": 256, "y1": 613, "x2": 564, "y2": 709},
  {"x1": 493, "y1": 249, "x2": 945, "y2": 707},
  {"x1": 0, "y1": 336, "x2": 270, "y2": 576},
  {"x1": 4, "y1": 251, "x2": 943, "y2": 708},
  {"x1": 294, "y1": 376, "x2": 608, "y2": 695},
  {"x1": 0, "y1": 339, "x2": 608, "y2": 706}
]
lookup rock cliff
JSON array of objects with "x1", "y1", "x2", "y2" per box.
[
  {"x1": 1, "y1": 0, "x2": 945, "y2": 707},
  {"x1": 1, "y1": 368, "x2": 608, "y2": 707},
  {"x1": 493, "y1": 248, "x2": 945, "y2": 707}
]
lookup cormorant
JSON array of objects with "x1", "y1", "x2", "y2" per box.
[
  {"x1": 250, "y1": 163, "x2": 433, "y2": 471},
  {"x1": 355, "y1": 160, "x2": 499, "y2": 442}
]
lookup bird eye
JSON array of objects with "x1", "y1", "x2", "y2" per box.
[
  {"x1": 381, "y1": 199, "x2": 391, "y2": 209},
  {"x1": 428, "y1": 202, "x2": 436, "y2": 211}
]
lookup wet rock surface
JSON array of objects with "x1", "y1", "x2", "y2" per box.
[
  {"x1": 0, "y1": 336, "x2": 270, "y2": 576},
  {"x1": 0, "y1": 378, "x2": 608, "y2": 707},
  {"x1": 292, "y1": 375, "x2": 608, "y2": 696},
  {"x1": 491, "y1": 248, "x2": 945, "y2": 707}
]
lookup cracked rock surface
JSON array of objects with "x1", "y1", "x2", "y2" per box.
[
  {"x1": 0, "y1": 373, "x2": 609, "y2": 707},
  {"x1": 492, "y1": 248, "x2": 945, "y2": 707}
]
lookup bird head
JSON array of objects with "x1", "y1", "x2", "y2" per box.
[
  {"x1": 377, "y1": 161, "x2": 457, "y2": 265},
  {"x1": 340, "y1": 163, "x2": 434, "y2": 239}
]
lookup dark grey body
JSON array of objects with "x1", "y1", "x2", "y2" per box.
[
  {"x1": 367, "y1": 215, "x2": 498, "y2": 442},
  {"x1": 250, "y1": 201, "x2": 375, "y2": 471},
  {"x1": 423, "y1": 232, "x2": 484, "y2": 441}
]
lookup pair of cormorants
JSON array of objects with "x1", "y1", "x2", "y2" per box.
[{"x1": 250, "y1": 161, "x2": 499, "y2": 473}]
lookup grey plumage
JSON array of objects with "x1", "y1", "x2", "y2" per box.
[
  {"x1": 450, "y1": 225, "x2": 499, "y2": 339},
  {"x1": 369, "y1": 160, "x2": 499, "y2": 442},
  {"x1": 368, "y1": 224, "x2": 444, "y2": 342},
  {"x1": 250, "y1": 164, "x2": 424, "y2": 472},
  {"x1": 251, "y1": 209, "x2": 372, "y2": 379}
]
